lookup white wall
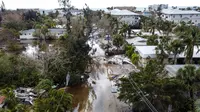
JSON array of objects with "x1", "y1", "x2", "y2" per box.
[
  {"x1": 162, "y1": 14, "x2": 200, "y2": 25},
  {"x1": 114, "y1": 15, "x2": 140, "y2": 25}
]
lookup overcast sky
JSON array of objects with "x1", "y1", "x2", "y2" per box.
[{"x1": 2, "y1": 0, "x2": 200, "y2": 9}]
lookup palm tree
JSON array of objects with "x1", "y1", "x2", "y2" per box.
[
  {"x1": 176, "y1": 65, "x2": 200, "y2": 112},
  {"x1": 113, "y1": 34, "x2": 124, "y2": 51},
  {"x1": 158, "y1": 20, "x2": 176, "y2": 36},
  {"x1": 148, "y1": 16, "x2": 157, "y2": 35},
  {"x1": 119, "y1": 23, "x2": 129, "y2": 38},
  {"x1": 156, "y1": 36, "x2": 171, "y2": 64},
  {"x1": 175, "y1": 24, "x2": 200, "y2": 64},
  {"x1": 169, "y1": 39, "x2": 185, "y2": 64},
  {"x1": 140, "y1": 16, "x2": 149, "y2": 32}
]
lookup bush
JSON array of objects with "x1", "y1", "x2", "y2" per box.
[
  {"x1": 131, "y1": 53, "x2": 139, "y2": 65},
  {"x1": 7, "y1": 41, "x2": 24, "y2": 51},
  {"x1": 0, "y1": 54, "x2": 41, "y2": 87},
  {"x1": 124, "y1": 44, "x2": 135, "y2": 58}
]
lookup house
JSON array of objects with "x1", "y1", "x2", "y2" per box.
[
  {"x1": 0, "y1": 96, "x2": 6, "y2": 108},
  {"x1": 105, "y1": 9, "x2": 140, "y2": 26},
  {"x1": 148, "y1": 4, "x2": 168, "y2": 11},
  {"x1": 126, "y1": 37, "x2": 147, "y2": 46},
  {"x1": 164, "y1": 65, "x2": 200, "y2": 77},
  {"x1": 135, "y1": 46, "x2": 200, "y2": 67},
  {"x1": 135, "y1": 46, "x2": 166, "y2": 66},
  {"x1": 20, "y1": 28, "x2": 66, "y2": 40},
  {"x1": 161, "y1": 9, "x2": 200, "y2": 26}
]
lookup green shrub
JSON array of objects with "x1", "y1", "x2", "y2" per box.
[{"x1": 131, "y1": 53, "x2": 139, "y2": 65}]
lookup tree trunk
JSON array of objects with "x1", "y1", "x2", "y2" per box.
[
  {"x1": 128, "y1": 29, "x2": 131, "y2": 38},
  {"x1": 189, "y1": 82, "x2": 195, "y2": 112},
  {"x1": 186, "y1": 47, "x2": 194, "y2": 64},
  {"x1": 152, "y1": 27, "x2": 155, "y2": 35},
  {"x1": 190, "y1": 88, "x2": 195, "y2": 112}
]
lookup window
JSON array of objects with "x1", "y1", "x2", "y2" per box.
[
  {"x1": 173, "y1": 15, "x2": 175, "y2": 18},
  {"x1": 190, "y1": 15, "x2": 193, "y2": 17},
  {"x1": 180, "y1": 14, "x2": 182, "y2": 18},
  {"x1": 197, "y1": 15, "x2": 198, "y2": 16},
  {"x1": 195, "y1": 20, "x2": 197, "y2": 22},
  {"x1": 166, "y1": 16, "x2": 168, "y2": 18}
]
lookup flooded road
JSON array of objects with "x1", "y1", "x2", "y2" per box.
[
  {"x1": 88, "y1": 63, "x2": 132, "y2": 112},
  {"x1": 22, "y1": 39, "x2": 134, "y2": 112}
]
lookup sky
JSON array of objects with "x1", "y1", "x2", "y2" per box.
[{"x1": 2, "y1": 0, "x2": 200, "y2": 9}]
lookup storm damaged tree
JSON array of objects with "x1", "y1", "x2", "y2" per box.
[
  {"x1": 58, "y1": 0, "x2": 72, "y2": 35},
  {"x1": 42, "y1": 1, "x2": 93, "y2": 86}
]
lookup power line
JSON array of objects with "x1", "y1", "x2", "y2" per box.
[
  {"x1": 130, "y1": 78, "x2": 158, "y2": 112},
  {"x1": 128, "y1": 78, "x2": 158, "y2": 112},
  {"x1": 127, "y1": 78, "x2": 156, "y2": 112}
]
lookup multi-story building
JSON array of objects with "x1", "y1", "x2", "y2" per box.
[
  {"x1": 148, "y1": 4, "x2": 168, "y2": 11},
  {"x1": 106, "y1": 9, "x2": 140, "y2": 26},
  {"x1": 161, "y1": 9, "x2": 200, "y2": 26}
]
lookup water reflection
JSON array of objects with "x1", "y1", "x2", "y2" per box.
[
  {"x1": 66, "y1": 84, "x2": 89, "y2": 112},
  {"x1": 22, "y1": 44, "x2": 39, "y2": 58},
  {"x1": 20, "y1": 40, "x2": 55, "y2": 58}
]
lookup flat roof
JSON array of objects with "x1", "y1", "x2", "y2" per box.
[
  {"x1": 165, "y1": 65, "x2": 200, "y2": 77},
  {"x1": 106, "y1": 9, "x2": 140, "y2": 16},
  {"x1": 135, "y1": 46, "x2": 157, "y2": 58},
  {"x1": 126, "y1": 37, "x2": 147, "y2": 46},
  {"x1": 162, "y1": 9, "x2": 200, "y2": 15},
  {"x1": 135, "y1": 46, "x2": 200, "y2": 58}
]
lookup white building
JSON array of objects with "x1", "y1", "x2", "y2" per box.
[
  {"x1": 106, "y1": 9, "x2": 140, "y2": 26},
  {"x1": 20, "y1": 29, "x2": 66, "y2": 40},
  {"x1": 148, "y1": 4, "x2": 168, "y2": 11},
  {"x1": 135, "y1": 46, "x2": 200, "y2": 66},
  {"x1": 161, "y1": 9, "x2": 200, "y2": 26}
]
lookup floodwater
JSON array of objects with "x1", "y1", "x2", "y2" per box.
[
  {"x1": 66, "y1": 84, "x2": 90, "y2": 112},
  {"x1": 22, "y1": 39, "x2": 134, "y2": 112}
]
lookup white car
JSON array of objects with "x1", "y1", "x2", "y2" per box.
[{"x1": 111, "y1": 86, "x2": 118, "y2": 93}]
